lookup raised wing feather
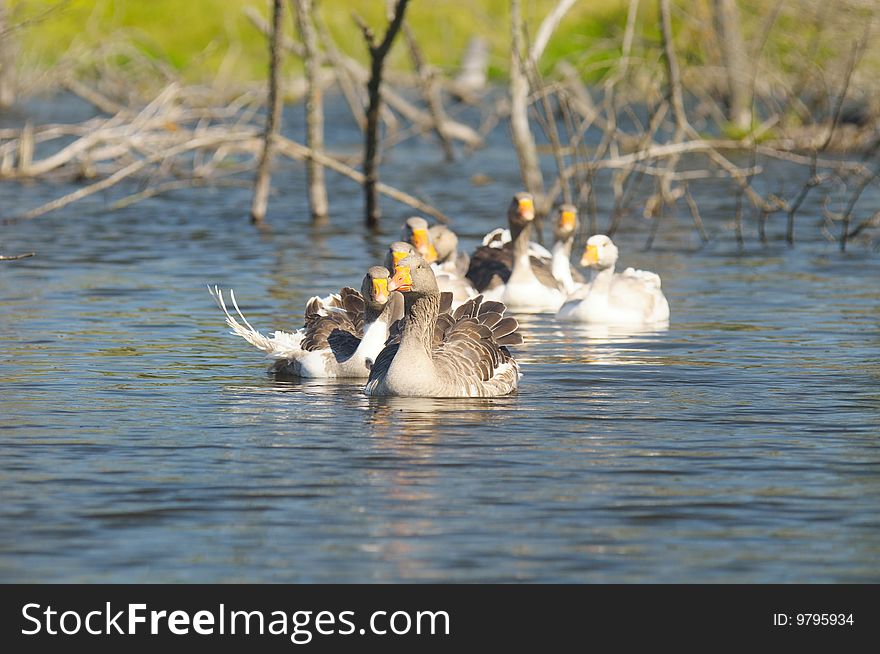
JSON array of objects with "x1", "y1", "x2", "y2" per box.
[
  {"x1": 209, "y1": 286, "x2": 306, "y2": 360},
  {"x1": 300, "y1": 287, "x2": 365, "y2": 352},
  {"x1": 431, "y1": 295, "x2": 521, "y2": 394}
]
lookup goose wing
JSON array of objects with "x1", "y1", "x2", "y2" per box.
[
  {"x1": 430, "y1": 295, "x2": 523, "y2": 395},
  {"x1": 621, "y1": 267, "x2": 662, "y2": 289},
  {"x1": 301, "y1": 287, "x2": 366, "y2": 359},
  {"x1": 611, "y1": 271, "x2": 669, "y2": 322},
  {"x1": 466, "y1": 245, "x2": 511, "y2": 292},
  {"x1": 365, "y1": 341, "x2": 399, "y2": 387},
  {"x1": 303, "y1": 292, "x2": 346, "y2": 320},
  {"x1": 528, "y1": 253, "x2": 565, "y2": 290}
]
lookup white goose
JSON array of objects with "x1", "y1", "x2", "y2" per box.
[
  {"x1": 466, "y1": 193, "x2": 566, "y2": 313},
  {"x1": 556, "y1": 235, "x2": 670, "y2": 324},
  {"x1": 209, "y1": 267, "x2": 404, "y2": 378},
  {"x1": 364, "y1": 254, "x2": 522, "y2": 398},
  {"x1": 401, "y1": 217, "x2": 477, "y2": 308}
]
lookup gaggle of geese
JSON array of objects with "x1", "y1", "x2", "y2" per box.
[{"x1": 209, "y1": 192, "x2": 670, "y2": 398}]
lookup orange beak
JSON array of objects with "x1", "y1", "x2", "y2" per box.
[
  {"x1": 410, "y1": 229, "x2": 438, "y2": 264},
  {"x1": 388, "y1": 265, "x2": 413, "y2": 292},
  {"x1": 372, "y1": 277, "x2": 389, "y2": 304},
  {"x1": 426, "y1": 244, "x2": 438, "y2": 263},
  {"x1": 518, "y1": 197, "x2": 535, "y2": 220},
  {"x1": 560, "y1": 210, "x2": 576, "y2": 231},
  {"x1": 581, "y1": 244, "x2": 599, "y2": 267},
  {"x1": 411, "y1": 229, "x2": 429, "y2": 252}
]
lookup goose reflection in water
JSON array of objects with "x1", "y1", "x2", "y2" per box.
[
  {"x1": 558, "y1": 321, "x2": 670, "y2": 366},
  {"x1": 364, "y1": 395, "x2": 514, "y2": 438},
  {"x1": 510, "y1": 313, "x2": 669, "y2": 367}
]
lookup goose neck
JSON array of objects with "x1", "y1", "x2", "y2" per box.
[
  {"x1": 364, "y1": 302, "x2": 382, "y2": 325},
  {"x1": 509, "y1": 220, "x2": 535, "y2": 280},
  {"x1": 401, "y1": 293, "x2": 440, "y2": 355},
  {"x1": 552, "y1": 234, "x2": 574, "y2": 258},
  {"x1": 552, "y1": 237, "x2": 575, "y2": 292},
  {"x1": 589, "y1": 266, "x2": 615, "y2": 293}
]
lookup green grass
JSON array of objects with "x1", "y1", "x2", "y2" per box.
[
  {"x1": 10, "y1": 0, "x2": 638, "y2": 83},
  {"x1": 9, "y1": 0, "x2": 878, "y2": 92}
]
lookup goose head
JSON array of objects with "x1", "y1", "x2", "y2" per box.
[
  {"x1": 388, "y1": 254, "x2": 439, "y2": 298},
  {"x1": 362, "y1": 266, "x2": 391, "y2": 314},
  {"x1": 508, "y1": 192, "x2": 536, "y2": 230},
  {"x1": 401, "y1": 216, "x2": 438, "y2": 263},
  {"x1": 428, "y1": 224, "x2": 459, "y2": 264},
  {"x1": 555, "y1": 204, "x2": 578, "y2": 240},
  {"x1": 385, "y1": 241, "x2": 416, "y2": 272},
  {"x1": 581, "y1": 234, "x2": 619, "y2": 270}
]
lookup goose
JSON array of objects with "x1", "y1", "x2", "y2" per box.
[
  {"x1": 556, "y1": 235, "x2": 670, "y2": 324},
  {"x1": 401, "y1": 218, "x2": 477, "y2": 308},
  {"x1": 364, "y1": 254, "x2": 523, "y2": 397},
  {"x1": 465, "y1": 193, "x2": 567, "y2": 312},
  {"x1": 209, "y1": 266, "x2": 404, "y2": 378}
]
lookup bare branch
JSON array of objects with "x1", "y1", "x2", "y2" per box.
[
  {"x1": 250, "y1": 0, "x2": 285, "y2": 224},
  {"x1": 529, "y1": 0, "x2": 577, "y2": 64},
  {"x1": 292, "y1": 0, "x2": 329, "y2": 222},
  {"x1": 509, "y1": 0, "x2": 544, "y2": 202},
  {"x1": 403, "y1": 22, "x2": 455, "y2": 161},
  {"x1": 358, "y1": 0, "x2": 411, "y2": 228}
]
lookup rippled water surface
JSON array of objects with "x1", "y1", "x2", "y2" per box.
[{"x1": 1, "y1": 95, "x2": 879, "y2": 582}]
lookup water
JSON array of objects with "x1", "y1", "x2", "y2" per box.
[{"x1": 1, "y1": 95, "x2": 879, "y2": 582}]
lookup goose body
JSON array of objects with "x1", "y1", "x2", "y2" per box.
[
  {"x1": 466, "y1": 193, "x2": 567, "y2": 313},
  {"x1": 556, "y1": 235, "x2": 670, "y2": 324},
  {"x1": 364, "y1": 255, "x2": 522, "y2": 398},
  {"x1": 210, "y1": 267, "x2": 404, "y2": 378}
]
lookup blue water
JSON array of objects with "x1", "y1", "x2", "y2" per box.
[{"x1": 1, "y1": 94, "x2": 879, "y2": 582}]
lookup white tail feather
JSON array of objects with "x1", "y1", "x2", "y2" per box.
[{"x1": 207, "y1": 285, "x2": 304, "y2": 360}]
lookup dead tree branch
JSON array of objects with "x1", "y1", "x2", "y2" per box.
[
  {"x1": 250, "y1": 0, "x2": 285, "y2": 224},
  {"x1": 355, "y1": 0, "x2": 410, "y2": 228},
  {"x1": 403, "y1": 21, "x2": 454, "y2": 161},
  {"x1": 292, "y1": 0, "x2": 329, "y2": 222},
  {"x1": 0, "y1": 251, "x2": 35, "y2": 260},
  {"x1": 509, "y1": 0, "x2": 544, "y2": 203}
]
